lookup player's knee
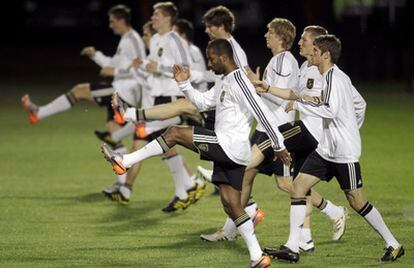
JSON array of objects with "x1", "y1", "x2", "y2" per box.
[
  {"x1": 345, "y1": 190, "x2": 365, "y2": 211},
  {"x1": 276, "y1": 178, "x2": 292, "y2": 194},
  {"x1": 163, "y1": 125, "x2": 181, "y2": 142},
  {"x1": 291, "y1": 180, "x2": 307, "y2": 197},
  {"x1": 70, "y1": 83, "x2": 90, "y2": 99}
]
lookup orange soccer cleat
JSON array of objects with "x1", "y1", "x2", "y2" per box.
[
  {"x1": 101, "y1": 143, "x2": 127, "y2": 175},
  {"x1": 21, "y1": 94, "x2": 39, "y2": 124}
]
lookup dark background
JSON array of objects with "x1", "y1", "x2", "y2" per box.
[{"x1": 1, "y1": 0, "x2": 412, "y2": 87}]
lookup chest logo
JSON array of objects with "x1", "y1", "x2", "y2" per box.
[
  {"x1": 220, "y1": 91, "x2": 226, "y2": 102},
  {"x1": 198, "y1": 144, "x2": 209, "y2": 152},
  {"x1": 306, "y1": 78, "x2": 314, "y2": 89},
  {"x1": 158, "y1": 48, "x2": 164, "y2": 57}
]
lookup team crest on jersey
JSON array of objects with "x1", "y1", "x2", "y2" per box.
[
  {"x1": 306, "y1": 78, "x2": 314, "y2": 89},
  {"x1": 220, "y1": 91, "x2": 226, "y2": 102},
  {"x1": 158, "y1": 48, "x2": 164, "y2": 57},
  {"x1": 198, "y1": 144, "x2": 209, "y2": 152}
]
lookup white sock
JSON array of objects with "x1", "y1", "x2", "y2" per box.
[
  {"x1": 111, "y1": 122, "x2": 135, "y2": 142},
  {"x1": 192, "y1": 174, "x2": 204, "y2": 185},
  {"x1": 37, "y1": 94, "x2": 72, "y2": 119},
  {"x1": 321, "y1": 200, "x2": 343, "y2": 220},
  {"x1": 223, "y1": 202, "x2": 258, "y2": 235},
  {"x1": 235, "y1": 214, "x2": 263, "y2": 261},
  {"x1": 122, "y1": 139, "x2": 165, "y2": 168},
  {"x1": 285, "y1": 198, "x2": 307, "y2": 253},
  {"x1": 145, "y1": 117, "x2": 181, "y2": 135},
  {"x1": 124, "y1": 107, "x2": 137, "y2": 122},
  {"x1": 164, "y1": 154, "x2": 189, "y2": 200},
  {"x1": 360, "y1": 203, "x2": 399, "y2": 248},
  {"x1": 300, "y1": 228, "x2": 312, "y2": 243},
  {"x1": 245, "y1": 202, "x2": 257, "y2": 218}
]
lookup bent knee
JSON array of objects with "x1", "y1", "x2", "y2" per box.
[{"x1": 70, "y1": 83, "x2": 91, "y2": 99}]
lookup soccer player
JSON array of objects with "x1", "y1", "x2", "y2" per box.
[
  {"x1": 109, "y1": 2, "x2": 202, "y2": 212},
  {"x1": 102, "y1": 38, "x2": 292, "y2": 268},
  {"x1": 263, "y1": 34, "x2": 404, "y2": 263}
]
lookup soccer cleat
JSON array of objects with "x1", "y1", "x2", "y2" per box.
[
  {"x1": 162, "y1": 196, "x2": 191, "y2": 213},
  {"x1": 186, "y1": 184, "x2": 199, "y2": 204},
  {"x1": 200, "y1": 229, "x2": 237, "y2": 242},
  {"x1": 112, "y1": 92, "x2": 127, "y2": 125},
  {"x1": 249, "y1": 255, "x2": 271, "y2": 268},
  {"x1": 332, "y1": 206, "x2": 349, "y2": 241},
  {"x1": 21, "y1": 94, "x2": 39, "y2": 124},
  {"x1": 102, "y1": 181, "x2": 122, "y2": 200},
  {"x1": 380, "y1": 245, "x2": 405, "y2": 262},
  {"x1": 196, "y1": 165, "x2": 213, "y2": 183},
  {"x1": 194, "y1": 180, "x2": 207, "y2": 203},
  {"x1": 299, "y1": 240, "x2": 315, "y2": 253},
  {"x1": 134, "y1": 123, "x2": 149, "y2": 139},
  {"x1": 101, "y1": 143, "x2": 127, "y2": 175},
  {"x1": 263, "y1": 245, "x2": 300, "y2": 263},
  {"x1": 94, "y1": 130, "x2": 119, "y2": 149},
  {"x1": 111, "y1": 188, "x2": 130, "y2": 206},
  {"x1": 252, "y1": 209, "x2": 265, "y2": 228}
]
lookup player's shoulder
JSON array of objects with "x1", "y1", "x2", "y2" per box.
[{"x1": 271, "y1": 51, "x2": 297, "y2": 75}]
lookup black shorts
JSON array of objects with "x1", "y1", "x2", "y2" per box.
[
  {"x1": 252, "y1": 120, "x2": 318, "y2": 178},
  {"x1": 193, "y1": 126, "x2": 245, "y2": 191},
  {"x1": 300, "y1": 151, "x2": 363, "y2": 191},
  {"x1": 133, "y1": 96, "x2": 184, "y2": 141},
  {"x1": 90, "y1": 82, "x2": 116, "y2": 121}
]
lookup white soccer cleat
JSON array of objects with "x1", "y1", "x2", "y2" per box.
[
  {"x1": 299, "y1": 240, "x2": 315, "y2": 253},
  {"x1": 200, "y1": 229, "x2": 237, "y2": 242},
  {"x1": 102, "y1": 181, "x2": 122, "y2": 200},
  {"x1": 197, "y1": 165, "x2": 213, "y2": 183},
  {"x1": 332, "y1": 206, "x2": 349, "y2": 241}
]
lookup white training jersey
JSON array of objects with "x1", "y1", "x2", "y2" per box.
[
  {"x1": 189, "y1": 43, "x2": 208, "y2": 92},
  {"x1": 296, "y1": 65, "x2": 367, "y2": 163},
  {"x1": 227, "y1": 36, "x2": 249, "y2": 70},
  {"x1": 178, "y1": 68, "x2": 286, "y2": 166},
  {"x1": 297, "y1": 61, "x2": 324, "y2": 141},
  {"x1": 256, "y1": 51, "x2": 299, "y2": 132},
  {"x1": 92, "y1": 29, "x2": 146, "y2": 106},
  {"x1": 146, "y1": 31, "x2": 192, "y2": 97}
]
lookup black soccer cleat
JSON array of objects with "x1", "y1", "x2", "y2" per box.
[
  {"x1": 162, "y1": 196, "x2": 191, "y2": 213},
  {"x1": 94, "y1": 130, "x2": 119, "y2": 149},
  {"x1": 380, "y1": 245, "x2": 405, "y2": 262},
  {"x1": 263, "y1": 245, "x2": 300, "y2": 263}
]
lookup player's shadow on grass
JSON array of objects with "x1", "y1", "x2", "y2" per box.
[{"x1": 75, "y1": 192, "x2": 107, "y2": 202}]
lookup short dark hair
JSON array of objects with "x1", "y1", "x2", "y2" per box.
[
  {"x1": 202, "y1": 6, "x2": 235, "y2": 33},
  {"x1": 175, "y1": 19, "x2": 194, "y2": 42},
  {"x1": 153, "y1": 2, "x2": 178, "y2": 25},
  {"x1": 207, "y1": 38, "x2": 234, "y2": 59},
  {"x1": 108, "y1": 5, "x2": 131, "y2": 25},
  {"x1": 267, "y1": 18, "x2": 296, "y2": 50},
  {"x1": 304, "y1": 25, "x2": 328, "y2": 39},
  {"x1": 314, "y1": 34, "x2": 342, "y2": 64},
  {"x1": 143, "y1": 21, "x2": 157, "y2": 35}
]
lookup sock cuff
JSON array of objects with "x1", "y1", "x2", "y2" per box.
[
  {"x1": 316, "y1": 198, "x2": 326, "y2": 209},
  {"x1": 234, "y1": 213, "x2": 250, "y2": 227},
  {"x1": 136, "y1": 109, "x2": 146, "y2": 121},
  {"x1": 156, "y1": 136, "x2": 171, "y2": 153},
  {"x1": 291, "y1": 197, "x2": 307, "y2": 206},
  {"x1": 358, "y1": 201, "x2": 373, "y2": 217},
  {"x1": 65, "y1": 92, "x2": 77, "y2": 106}
]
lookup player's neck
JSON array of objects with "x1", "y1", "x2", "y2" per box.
[
  {"x1": 319, "y1": 61, "x2": 334, "y2": 74},
  {"x1": 158, "y1": 24, "x2": 172, "y2": 35},
  {"x1": 223, "y1": 62, "x2": 238, "y2": 76},
  {"x1": 271, "y1": 46, "x2": 285, "y2": 56},
  {"x1": 119, "y1": 26, "x2": 131, "y2": 35},
  {"x1": 219, "y1": 32, "x2": 232, "y2": 40}
]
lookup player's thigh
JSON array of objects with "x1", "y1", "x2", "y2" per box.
[
  {"x1": 163, "y1": 125, "x2": 196, "y2": 151},
  {"x1": 275, "y1": 175, "x2": 293, "y2": 194},
  {"x1": 245, "y1": 145, "x2": 265, "y2": 171},
  {"x1": 292, "y1": 172, "x2": 320, "y2": 197},
  {"x1": 70, "y1": 83, "x2": 93, "y2": 100}
]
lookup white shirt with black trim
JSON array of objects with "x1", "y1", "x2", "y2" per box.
[
  {"x1": 189, "y1": 43, "x2": 208, "y2": 92},
  {"x1": 295, "y1": 65, "x2": 367, "y2": 163},
  {"x1": 256, "y1": 51, "x2": 299, "y2": 132},
  {"x1": 145, "y1": 31, "x2": 192, "y2": 97},
  {"x1": 92, "y1": 29, "x2": 146, "y2": 105},
  {"x1": 177, "y1": 68, "x2": 286, "y2": 166},
  {"x1": 297, "y1": 61, "x2": 324, "y2": 142}
]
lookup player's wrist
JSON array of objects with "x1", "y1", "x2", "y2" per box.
[{"x1": 265, "y1": 84, "x2": 270, "y2": 93}]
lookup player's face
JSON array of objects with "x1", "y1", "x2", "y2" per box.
[
  {"x1": 205, "y1": 24, "x2": 221, "y2": 40},
  {"x1": 299, "y1": 31, "x2": 314, "y2": 57},
  {"x1": 264, "y1": 28, "x2": 281, "y2": 50},
  {"x1": 142, "y1": 27, "x2": 153, "y2": 49},
  {"x1": 151, "y1": 9, "x2": 170, "y2": 30},
  {"x1": 206, "y1": 48, "x2": 225, "y2": 74},
  {"x1": 109, "y1": 15, "x2": 124, "y2": 35},
  {"x1": 309, "y1": 46, "x2": 322, "y2": 66}
]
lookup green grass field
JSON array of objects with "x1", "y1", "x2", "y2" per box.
[{"x1": 1, "y1": 80, "x2": 414, "y2": 267}]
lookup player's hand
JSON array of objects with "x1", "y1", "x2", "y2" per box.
[
  {"x1": 145, "y1": 60, "x2": 158, "y2": 73},
  {"x1": 100, "y1": 67, "x2": 115, "y2": 77},
  {"x1": 252, "y1": 80, "x2": 269, "y2": 93},
  {"x1": 80, "y1": 46, "x2": 96, "y2": 57},
  {"x1": 245, "y1": 66, "x2": 260, "y2": 82},
  {"x1": 285, "y1": 101, "x2": 296, "y2": 113},
  {"x1": 274, "y1": 148, "x2": 292, "y2": 166},
  {"x1": 173, "y1": 64, "x2": 190, "y2": 82},
  {"x1": 128, "y1": 57, "x2": 143, "y2": 70}
]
